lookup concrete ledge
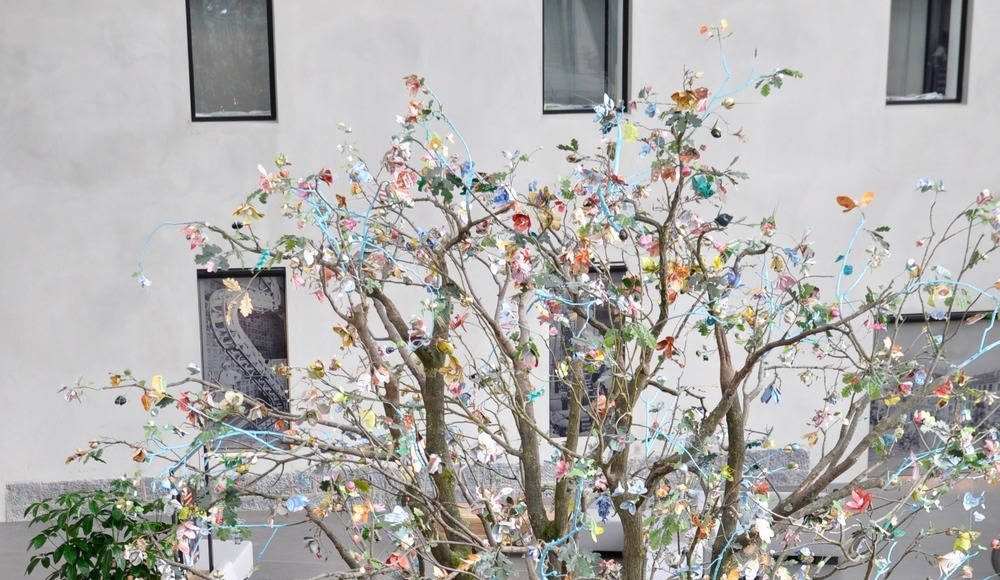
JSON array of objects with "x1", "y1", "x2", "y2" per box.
[{"x1": 6, "y1": 447, "x2": 810, "y2": 521}]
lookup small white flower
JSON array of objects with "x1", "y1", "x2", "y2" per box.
[{"x1": 754, "y1": 518, "x2": 774, "y2": 545}]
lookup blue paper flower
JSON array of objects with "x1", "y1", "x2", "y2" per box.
[
  {"x1": 783, "y1": 248, "x2": 802, "y2": 266},
  {"x1": 493, "y1": 186, "x2": 511, "y2": 207},
  {"x1": 724, "y1": 268, "x2": 741, "y2": 288},
  {"x1": 527, "y1": 388, "x2": 546, "y2": 403},
  {"x1": 645, "y1": 102, "x2": 657, "y2": 118},
  {"x1": 285, "y1": 495, "x2": 309, "y2": 513},
  {"x1": 349, "y1": 161, "x2": 373, "y2": 184},
  {"x1": 460, "y1": 160, "x2": 476, "y2": 184},
  {"x1": 963, "y1": 491, "x2": 984, "y2": 511},
  {"x1": 596, "y1": 495, "x2": 612, "y2": 521}
]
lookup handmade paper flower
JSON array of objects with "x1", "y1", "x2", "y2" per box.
[
  {"x1": 844, "y1": 488, "x2": 872, "y2": 513},
  {"x1": 285, "y1": 495, "x2": 309, "y2": 513},
  {"x1": 554, "y1": 458, "x2": 570, "y2": 481},
  {"x1": 754, "y1": 518, "x2": 775, "y2": 545},
  {"x1": 175, "y1": 520, "x2": 200, "y2": 556},
  {"x1": 512, "y1": 212, "x2": 531, "y2": 233}
]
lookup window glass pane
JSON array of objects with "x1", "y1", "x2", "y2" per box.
[
  {"x1": 189, "y1": 0, "x2": 274, "y2": 119},
  {"x1": 887, "y1": 0, "x2": 964, "y2": 101},
  {"x1": 544, "y1": 0, "x2": 625, "y2": 111}
]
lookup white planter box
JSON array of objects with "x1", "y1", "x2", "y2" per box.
[{"x1": 192, "y1": 540, "x2": 254, "y2": 580}]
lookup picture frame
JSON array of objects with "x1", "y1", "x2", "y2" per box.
[
  {"x1": 548, "y1": 263, "x2": 627, "y2": 437},
  {"x1": 196, "y1": 268, "x2": 289, "y2": 434}
]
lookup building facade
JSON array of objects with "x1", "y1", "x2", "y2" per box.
[{"x1": 2, "y1": 0, "x2": 997, "y2": 521}]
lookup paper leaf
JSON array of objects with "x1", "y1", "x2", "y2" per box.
[
  {"x1": 360, "y1": 409, "x2": 377, "y2": 430},
  {"x1": 222, "y1": 278, "x2": 242, "y2": 293},
  {"x1": 622, "y1": 121, "x2": 639, "y2": 143},
  {"x1": 836, "y1": 191, "x2": 875, "y2": 212},
  {"x1": 835, "y1": 196, "x2": 857, "y2": 212},
  {"x1": 239, "y1": 293, "x2": 253, "y2": 317}
]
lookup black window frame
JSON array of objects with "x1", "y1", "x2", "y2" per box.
[
  {"x1": 886, "y1": 0, "x2": 969, "y2": 106},
  {"x1": 185, "y1": 0, "x2": 278, "y2": 122},
  {"x1": 542, "y1": 0, "x2": 631, "y2": 115}
]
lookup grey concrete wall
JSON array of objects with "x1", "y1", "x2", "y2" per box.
[{"x1": 3, "y1": 0, "x2": 999, "y2": 521}]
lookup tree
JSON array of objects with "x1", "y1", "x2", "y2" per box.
[{"x1": 42, "y1": 25, "x2": 1000, "y2": 580}]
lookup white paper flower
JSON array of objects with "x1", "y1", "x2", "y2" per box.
[{"x1": 754, "y1": 517, "x2": 774, "y2": 545}]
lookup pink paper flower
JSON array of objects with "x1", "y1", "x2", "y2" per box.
[
  {"x1": 181, "y1": 225, "x2": 204, "y2": 250},
  {"x1": 555, "y1": 458, "x2": 570, "y2": 481},
  {"x1": 844, "y1": 488, "x2": 872, "y2": 513},
  {"x1": 776, "y1": 275, "x2": 797, "y2": 292},
  {"x1": 175, "y1": 520, "x2": 200, "y2": 556},
  {"x1": 510, "y1": 248, "x2": 533, "y2": 285}
]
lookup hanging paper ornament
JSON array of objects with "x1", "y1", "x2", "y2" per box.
[{"x1": 761, "y1": 384, "x2": 781, "y2": 404}]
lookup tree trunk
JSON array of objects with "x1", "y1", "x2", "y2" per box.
[
  {"x1": 513, "y1": 381, "x2": 550, "y2": 538},
  {"x1": 620, "y1": 510, "x2": 646, "y2": 580},
  {"x1": 423, "y1": 365, "x2": 461, "y2": 565},
  {"x1": 511, "y1": 293, "x2": 551, "y2": 539},
  {"x1": 709, "y1": 398, "x2": 746, "y2": 578},
  {"x1": 553, "y1": 359, "x2": 585, "y2": 536}
]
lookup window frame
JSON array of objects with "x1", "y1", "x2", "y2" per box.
[
  {"x1": 886, "y1": 0, "x2": 969, "y2": 106},
  {"x1": 541, "y1": 0, "x2": 631, "y2": 115},
  {"x1": 185, "y1": 0, "x2": 278, "y2": 122}
]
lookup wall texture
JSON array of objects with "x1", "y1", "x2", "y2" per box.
[{"x1": 2, "y1": 0, "x2": 998, "y2": 521}]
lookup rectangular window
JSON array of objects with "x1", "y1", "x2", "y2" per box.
[
  {"x1": 186, "y1": 0, "x2": 276, "y2": 121},
  {"x1": 887, "y1": 0, "x2": 967, "y2": 103},
  {"x1": 543, "y1": 0, "x2": 628, "y2": 113}
]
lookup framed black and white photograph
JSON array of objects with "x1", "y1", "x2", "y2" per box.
[
  {"x1": 549, "y1": 264, "x2": 627, "y2": 437},
  {"x1": 870, "y1": 311, "x2": 1000, "y2": 459},
  {"x1": 186, "y1": 0, "x2": 276, "y2": 121},
  {"x1": 196, "y1": 268, "x2": 289, "y2": 432}
]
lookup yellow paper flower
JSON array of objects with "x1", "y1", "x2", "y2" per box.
[{"x1": 622, "y1": 121, "x2": 639, "y2": 143}]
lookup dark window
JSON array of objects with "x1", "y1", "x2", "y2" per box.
[
  {"x1": 186, "y1": 0, "x2": 276, "y2": 121},
  {"x1": 543, "y1": 0, "x2": 628, "y2": 113},
  {"x1": 887, "y1": 0, "x2": 967, "y2": 103}
]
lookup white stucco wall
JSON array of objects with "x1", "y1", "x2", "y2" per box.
[{"x1": 2, "y1": 1, "x2": 998, "y2": 521}]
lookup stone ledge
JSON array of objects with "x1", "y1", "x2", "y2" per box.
[{"x1": 5, "y1": 447, "x2": 810, "y2": 521}]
